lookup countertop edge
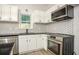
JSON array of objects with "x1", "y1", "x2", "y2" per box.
[{"x1": 0, "y1": 33, "x2": 74, "y2": 37}]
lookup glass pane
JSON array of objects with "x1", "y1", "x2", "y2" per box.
[
  {"x1": 48, "y1": 40, "x2": 60, "y2": 54},
  {"x1": 21, "y1": 14, "x2": 30, "y2": 22}
]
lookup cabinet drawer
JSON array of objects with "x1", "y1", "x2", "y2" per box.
[{"x1": 19, "y1": 35, "x2": 27, "y2": 39}]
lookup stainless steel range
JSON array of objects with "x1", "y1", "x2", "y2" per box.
[
  {"x1": 0, "y1": 36, "x2": 18, "y2": 55},
  {"x1": 48, "y1": 36, "x2": 63, "y2": 55},
  {"x1": 48, "y1": 35, "x2": 74, "y2": 55}
]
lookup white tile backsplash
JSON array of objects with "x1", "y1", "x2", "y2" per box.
[
  {"x1": 73, "y1": 6, "x2": 79, "y2": 54},
  {"x1": 28, "y1": 23, "x2": 46, "y2": 33},
  {"x1": 46, "y1": 20, "x2": 73, "y2": 34},
  {"x1": 0, "y1": 22, "x2": 26, "y2": 34}
]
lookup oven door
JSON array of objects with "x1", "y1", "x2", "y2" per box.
[{"x1": 48, "y1": 40, "x2": 60, "y2": 55}]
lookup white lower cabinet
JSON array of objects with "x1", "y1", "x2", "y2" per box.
[
  {"x1": 18, "y1": 35, "x2": 47, "y2": 54},
  {"x1": 19, "y1": 35, "x2": 28, "y2": 53},
  {"x1": 43, "y1": 36, "x2": 48, "y2": 50},
  {"x1": 40, "y1": 35, "x2": 48, "y2": 50},
  {"x1": 28, "y1": 36, "x2": 37, "y2": 51},
  {"x1": 36, "y1": 35, "x2": 44, "y2": 49}
]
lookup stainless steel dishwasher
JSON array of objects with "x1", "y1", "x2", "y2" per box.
[{"x1": 0, "y1": 36, "x2": 18, "y2": 55}]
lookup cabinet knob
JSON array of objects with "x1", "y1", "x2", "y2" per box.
[
  {"x1": 26, "y1": 40, "x2": 28, "y2": 42},
  {"x1": 29, "y1": 40, "x2": 30, "y2": 42},
  {"x1": 8, "y1": 17, "x2": 11, "y2": 21},
  {"x1": 0, "y1": 17, "x2": 1, "y2": 19}
]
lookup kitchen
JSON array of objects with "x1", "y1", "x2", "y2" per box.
[{"x1": 0, "y1": 4, "x2": 78, "y2": 55}]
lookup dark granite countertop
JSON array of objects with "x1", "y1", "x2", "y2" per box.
[{"x1": 0, "y1": 32, "x2": 74, "y2": 37}]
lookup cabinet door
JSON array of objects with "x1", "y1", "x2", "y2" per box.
[
  {"x1": 19, "y1": 36, "x2": 28, "y2": 53},
  {"x1": 1, "y1": 5, "x2": 10, "y2": 21},
  {"x1": 36, "y1": 35, "x2": 44, "y2": 49},
  {"x1": 28, "y1": 36, "x2": 37, "y2": 51},
  {"x1": 45, "y1": 12, "x2": 51, "y2": 23},
  {"x1": 39, "y1": 35, "x2": 48, "y2": 50},
  {"x1": 10, "y1": 6, "x2": 18, "y2": 22},
  {"x1": 39, "y1": 11, "x2": 45, "y2": 23},
  {"x1": 43, "y1": 36, "x2": 48, "y2": 50},
  {"x1": 32, "y1": 10, "x2": 40, "y2": 23},
  {"x1": 0, "y1": 6, "x2": 2, "y2": 20}
]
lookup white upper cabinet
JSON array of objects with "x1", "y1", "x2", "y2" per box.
[
  {"x1": 1, "y1": 5, "x2": 10, "y2": 21},
  {"x1": 0, "y1": 5, "x2": 18, "y2": 22},
  {"x1": 43, "y1": 12, "x2": 51, "y2": 23},
  {"x1": 0, "y1": 6, "x2": 2, "y2": 20},
  {"x1": 32, "y1": 4, "x2": 66, "y2": 23},
  {"x1": 10, "y1": 6, "x2": 18, "y2": 22},
  {"x1": 31, "y1": 10, "x2": 40, "y2": 23},
  {"x1": 31, "y1": 10, "x2": 51, "y2": 23}
]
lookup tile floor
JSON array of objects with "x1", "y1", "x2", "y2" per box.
[{"x1": 21, "y1": 49, "x2": 55, "y2": 55}]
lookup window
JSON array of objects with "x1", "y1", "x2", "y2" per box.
[
  {"x1": 21, "y1": 14, "x2": 30, "y2": 23},
  {"x1": 19, "y1": 14, "x2": 31, "y2": 29}
]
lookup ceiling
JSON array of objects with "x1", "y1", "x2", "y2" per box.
[
  {"x1": 1, "y1": 4, "x2": 78, "y2": 11},
  {"x1": 11, "y1": 4, "x2": 55, "y2": 11}
]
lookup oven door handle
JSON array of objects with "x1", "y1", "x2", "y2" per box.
[{"x1": 48, "y1": 39, "x2": 62, "y2": 45}]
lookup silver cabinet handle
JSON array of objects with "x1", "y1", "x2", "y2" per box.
[
  {"x1": 9, "y1": 17, "x2": 11, "y2": 20},
  {"x1": 26, "y1": 40, "x2": 28, "y2": 42},
  {"x1": 0, "y1": 17, "x2": 1, "y2": 19},
  {"x1": 26, "y1": 40, "x2": 30, "y2": 42},
  {"x1": 42, "y1": 38, "x2": 44, "y2": 40},
  {"x1": 29, "y1": 40, "x2": 30, "y2": 42}
]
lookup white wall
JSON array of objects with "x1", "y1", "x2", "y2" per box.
[
  {"x1": 73, "y1": 6, "x2": 79, "y2": 54},
  {"x1": 46, "y1": 20, "x2": 73, "y2": 34}
]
